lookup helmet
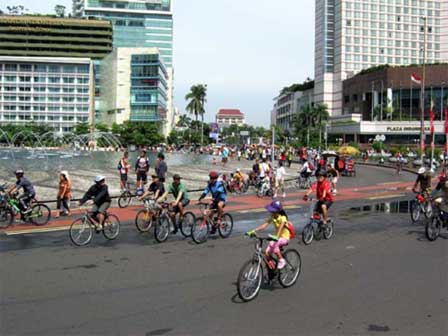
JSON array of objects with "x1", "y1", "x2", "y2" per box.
[
  {"x1": 209, "y1": 171, "x2": 219, "y2": 179},
  {"x1": 418, "y1": 167, "x2": 426, "y2": 175},
  {"x1": 94, "y1": 175, "x2": 105, "y2": 183},
  {"x1": 236, "y1": 168, "x2": 240, "y2": 172},
  {"x1": 15, "y1": 169, "x2": 24, "y2": 175},
  {"x1": 316, "y1": 169, "x2": 327, "y2": 177},
  {"x1": 265, "y1": 200, "x2": 283, "y2": 213}
]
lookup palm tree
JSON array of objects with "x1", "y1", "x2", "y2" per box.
[
  {"x1": 313, "y1": 104, "x2": 330, "y2": 146},
  {"x1": 292, "y1": 105, "x2": 314, "y2": 146},
  {"x1": 177, "y1": 114, "x2": 191, "y2": 128},
  {"x1": 185, "y1": 84, "x2": 207, "y2": 144}
]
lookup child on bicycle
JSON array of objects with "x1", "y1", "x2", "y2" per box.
[{"x1": 246, "y1": 200, "x2": 291, "y2": 269}]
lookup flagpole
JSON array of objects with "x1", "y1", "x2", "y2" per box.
[
  {"x1": 430, "y1": 98, "x2": 435, "y2": 172},
  {"x1": 419, "y1": 17, "x2": 427, "y2": 166}
]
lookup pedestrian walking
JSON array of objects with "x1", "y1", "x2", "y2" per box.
[
  {"x1": 56, "y1": 170, "x2": 71, "y2": 217},
  {"x1": 274, "y1": 161, "x2": 286, "y2": 198},
  {"x1": 135, "y1": 150, "x2": 150, "y2": 188}
]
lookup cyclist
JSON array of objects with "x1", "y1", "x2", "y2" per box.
[
  {"x1": 303, "y1": 170, "x2": 334, "y2": 228},
  {"x1": 79, "y1": 175, "x2": 111, "y2": 231},
  {"x1": 198, "y1": 171, "x2": 226, "y2": 233},
  {"x1": 8, "y1": 169, "x2": 35, "y2": 214},
  {"x1": 233, "y1": 168, "x2": 245, "y2": 191},
  {"x1": 326, "y1": 163, "x2": 340, "y2": 195},
  {"x1": 158, "y1": 174, "x2": 189, "y2": 234},
  {"x1": 246, "y1": 200, "x2": 291, "y2": 270},
  {"x1": 138, "y1": 174, "x2": 165, "y2": 202},
  {"x1": 412, "y1": 167, "x2": 432, "y2": 199},
  {"x1": 135, "y1": 150, "x2": 150, "y2": 188}
]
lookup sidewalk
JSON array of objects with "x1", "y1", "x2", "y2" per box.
[{"x1": 0, "y1": 180, "x2": 414, "y2": 236}]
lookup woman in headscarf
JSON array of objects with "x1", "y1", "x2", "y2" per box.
[{"x1": 57, "y1": 171, "x2": 71, "y2": 217}]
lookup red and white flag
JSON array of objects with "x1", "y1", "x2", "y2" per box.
[{"x1": 411, "y1": 73, "x2": 422, "y2": 84}]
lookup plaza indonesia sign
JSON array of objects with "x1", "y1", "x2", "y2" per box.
[{"x1": 386, "y1": 126, "x2": 431, "y2": 132}]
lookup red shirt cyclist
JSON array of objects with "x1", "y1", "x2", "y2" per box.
[{"x1": 303, "y1": 169, "x2": 334, "y2": 227}]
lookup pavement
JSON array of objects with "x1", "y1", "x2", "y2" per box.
[{"x1": 1, "y1": 165, "x2": 447, "y2": 336}]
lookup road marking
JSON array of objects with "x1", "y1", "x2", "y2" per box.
[
  {"x1": 367, "y1": 194, "x2": 404, "y2": 200},
  {"x1": 377, "y1": 182, "x2": 401, "y2": 186},
  {"x1": 5, "y1": 226, "x2": 71, "y2": 236}
]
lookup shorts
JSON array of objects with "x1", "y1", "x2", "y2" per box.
[
  {"x1": 275, "y1": 178, "x2": 284, "y2": 188},
  {"x1": 315, "y1": 200, "x2": 333, "y2": 213},
  {"x1": 92, "y1": 202, "x2": 111, "y2": 215},
  {"x1": 173, "y1": 199, "x2": 190, "y2": 212},
  {"x1": 120, "y1": 174, "x2": 128, "y2": 182},
  {"x1": 211, "y1": 200, "x2": 226, "y2": 210},
  {"x1": 136, "y1": 171, "x2": 147, "y2": 183}
]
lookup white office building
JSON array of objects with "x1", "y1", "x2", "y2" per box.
[
  {"x1": 0, "y1": 56, "x2": 94, "y2": 133},
  {"x1": 315, "y1": 0, "x2": 448, "y2": 118}
]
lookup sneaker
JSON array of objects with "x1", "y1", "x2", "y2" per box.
[
  {"x1": 94, "y1": 224, "x2": 103, "y2": 232},
  {"x1": 277, "y1": 258, "x2": 286, "y2": 270},
  {"x1": 273, "y1": 194, "x2": 277, "y2": 198},
  {"x1": 282, "y1": 193, "x2": 286, "y2": 198}
]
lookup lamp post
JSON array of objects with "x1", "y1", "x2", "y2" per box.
[{"x1": 419, "y1": 17, "x2": 427, "y2": 165}]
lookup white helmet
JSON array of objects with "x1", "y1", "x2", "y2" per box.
[
  {"x1": 94, "y1": 175, "x2": 105, "y2": 183},
  {"x1": 418, "y1": 167, "x2": 426, "y2": 175}
]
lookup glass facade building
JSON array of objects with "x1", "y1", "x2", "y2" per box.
[
  {"x1": 0, "y1": 57, "x2": 93, "y2": 133},
  {"x1": 73, "y1": 0, "x2": 175, "y2": 134}
]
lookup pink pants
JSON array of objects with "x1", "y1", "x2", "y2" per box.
[{"x1": 265, "y1": 238, "x2": 289, "y2": 255}]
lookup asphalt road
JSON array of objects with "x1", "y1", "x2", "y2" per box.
[{"x1": 1, "y1": 166, "x2": 447, "y2": 336}]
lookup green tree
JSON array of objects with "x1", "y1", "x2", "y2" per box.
[
  {"x1": 185, "y1": 84, "x2": 207, "y2": 145},
  {"x1": 177, "y1": 114, "x2": 191, "y2": 128},
  {"x1": 73, "y1": 122, "x2": 89, "y2": 135}
]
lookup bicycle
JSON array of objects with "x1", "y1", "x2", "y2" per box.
[
  {"x1": 302, "y1": 199, "x2": 334, "y2": 245},
  {"x1": 236, "y1": 233, "x2": 302, "y2": 302},
  {"x1": 425, "y1": 200, "x2": 448, "y2": 241},
  {"x1": 410, "y1": 191, "x2": 433, "y2": 223},
  {"x1": 117, "y1": 182, "x2": 136, "y2": 208},
  {"x1": 294, "y1": 174, "x2": 314, "y2": 190},
  {"x1": 135, "y1": 199, "x2": 196, "y2": 240},
  {"x1": 69, "y1": 206, "x2": 120, "y2": 246},
  {"x1": 0, "y1": 185, "x2": 51, "y2": 228},
  {"x1": 191, "y1": 202, "x2": 233, "y2": 244},
  {"x1": 256, "y1": 178, "x2": 273, "y2": 198}
]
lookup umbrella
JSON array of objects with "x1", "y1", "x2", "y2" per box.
[
  {"x1": 322, "y1": 150, "x2": 338, "y2": 158},
  {"x1": 338, "y1": 146, "x2": 360, "y2": 156}
]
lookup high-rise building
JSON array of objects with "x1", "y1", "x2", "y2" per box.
[
  {"x1": 72, "y1": 0, "x2": 175, "y2": 135},
  {"x1": 315, "y1": 0, "x2": 448, "y2": 118},
  {"x1": 100, "y1": 48, "x2": 168, "y2": 125}
]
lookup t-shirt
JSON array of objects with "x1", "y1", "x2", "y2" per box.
[
  {"x1": 120, "y1": 157, "x2": 129, "y2": 175},
  {"x1": 58, "y1": 180, "x2": 71, "y2": 199},
  {"x1": 16, "y1": 177, "x2": 35, "y2": 195},
  {"x1": 275, "y1": 167, "x2": 286, "y2": 180},
  {"x1": 270, "y1": 215, "x2": 290, "y2": 240},
  {"x1": 148, "y1": 181, "x2": 165, "y2": 198},
  {"x1": 416, "y1": 173, "x2": 431, "y2": 191},
  {"x1": 259, "y1": 162, "x2": 270, "y2": 178},
  {"x1": 136, "y1": 157, "x2": 150, "y2": 172},
  {"x1": 316, "y1": 180, "x2": 334, "y2": 202},
  {"x1": 168, "y1": 182, "x2": 189, "y2": 201},
  {"x1": 155, "y1": 160, "x2": 167, "y2": 179}
]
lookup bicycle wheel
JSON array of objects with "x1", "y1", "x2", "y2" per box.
[
  {"x1": 29, "y1": 204, "x2": 51, "y2": 226},
  {"x1": 0, "y1": 208, "x2": 14, "y2": 228},
  {"x1": 323, "y1": 220, "x2": 334, "y2": 240},
  {"x1": 191, "y1": 218, "x2": 209, "y2": 244},
  {"x1": 278, "y1": 249, "x2": 302, "y2": 288},
  {"x1": 69, "y1": 218, "x2": 93, "y2": 246},
  {"x1": 424, "y1": 202, "x2": 433, "y2": 219},
  {"x1": 218, "y1": 213, "x2": 233, "y2": 238},
  {"x1": 118, "y1": 191, "x2": 132, "y2": 208},
  {"x1": 103, "y1": 214, "x2": 120, "y2": 240},
  {"x1": 179, "y1": 211, "x2": 195, "y2": 238},
  {"x1": 155, "y1": 215, "x2": 170, "y2": 243},
  {"x1": 135, "y1": 209, "x2": 154, "y2": 232},
  {"x1": 302, "y1": 224, "x2": 314, "y2": 245},
  {"x1": 237, "y1": 259, "x2": 263, "y2": 302},
  {"x1": 425, "y1": 216, "x2": 441, "y2": 241},
  {"x1": 410, "y1": 200, "x2": 420, "y2": 223}
]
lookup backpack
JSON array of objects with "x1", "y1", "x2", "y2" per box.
[
  {"x1": 308, "y1": 162, "x2": 315, "y2": 171},
  {"x1": 117, "y1": 159, "x2": 122, "y2": 171},
  {"x1": 286, "y1": 222, "x2": 295, "y2": 239}
]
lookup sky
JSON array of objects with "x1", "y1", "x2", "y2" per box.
[{"x1": 1, "y1": 0, "x2": 315, "y2": 127}]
